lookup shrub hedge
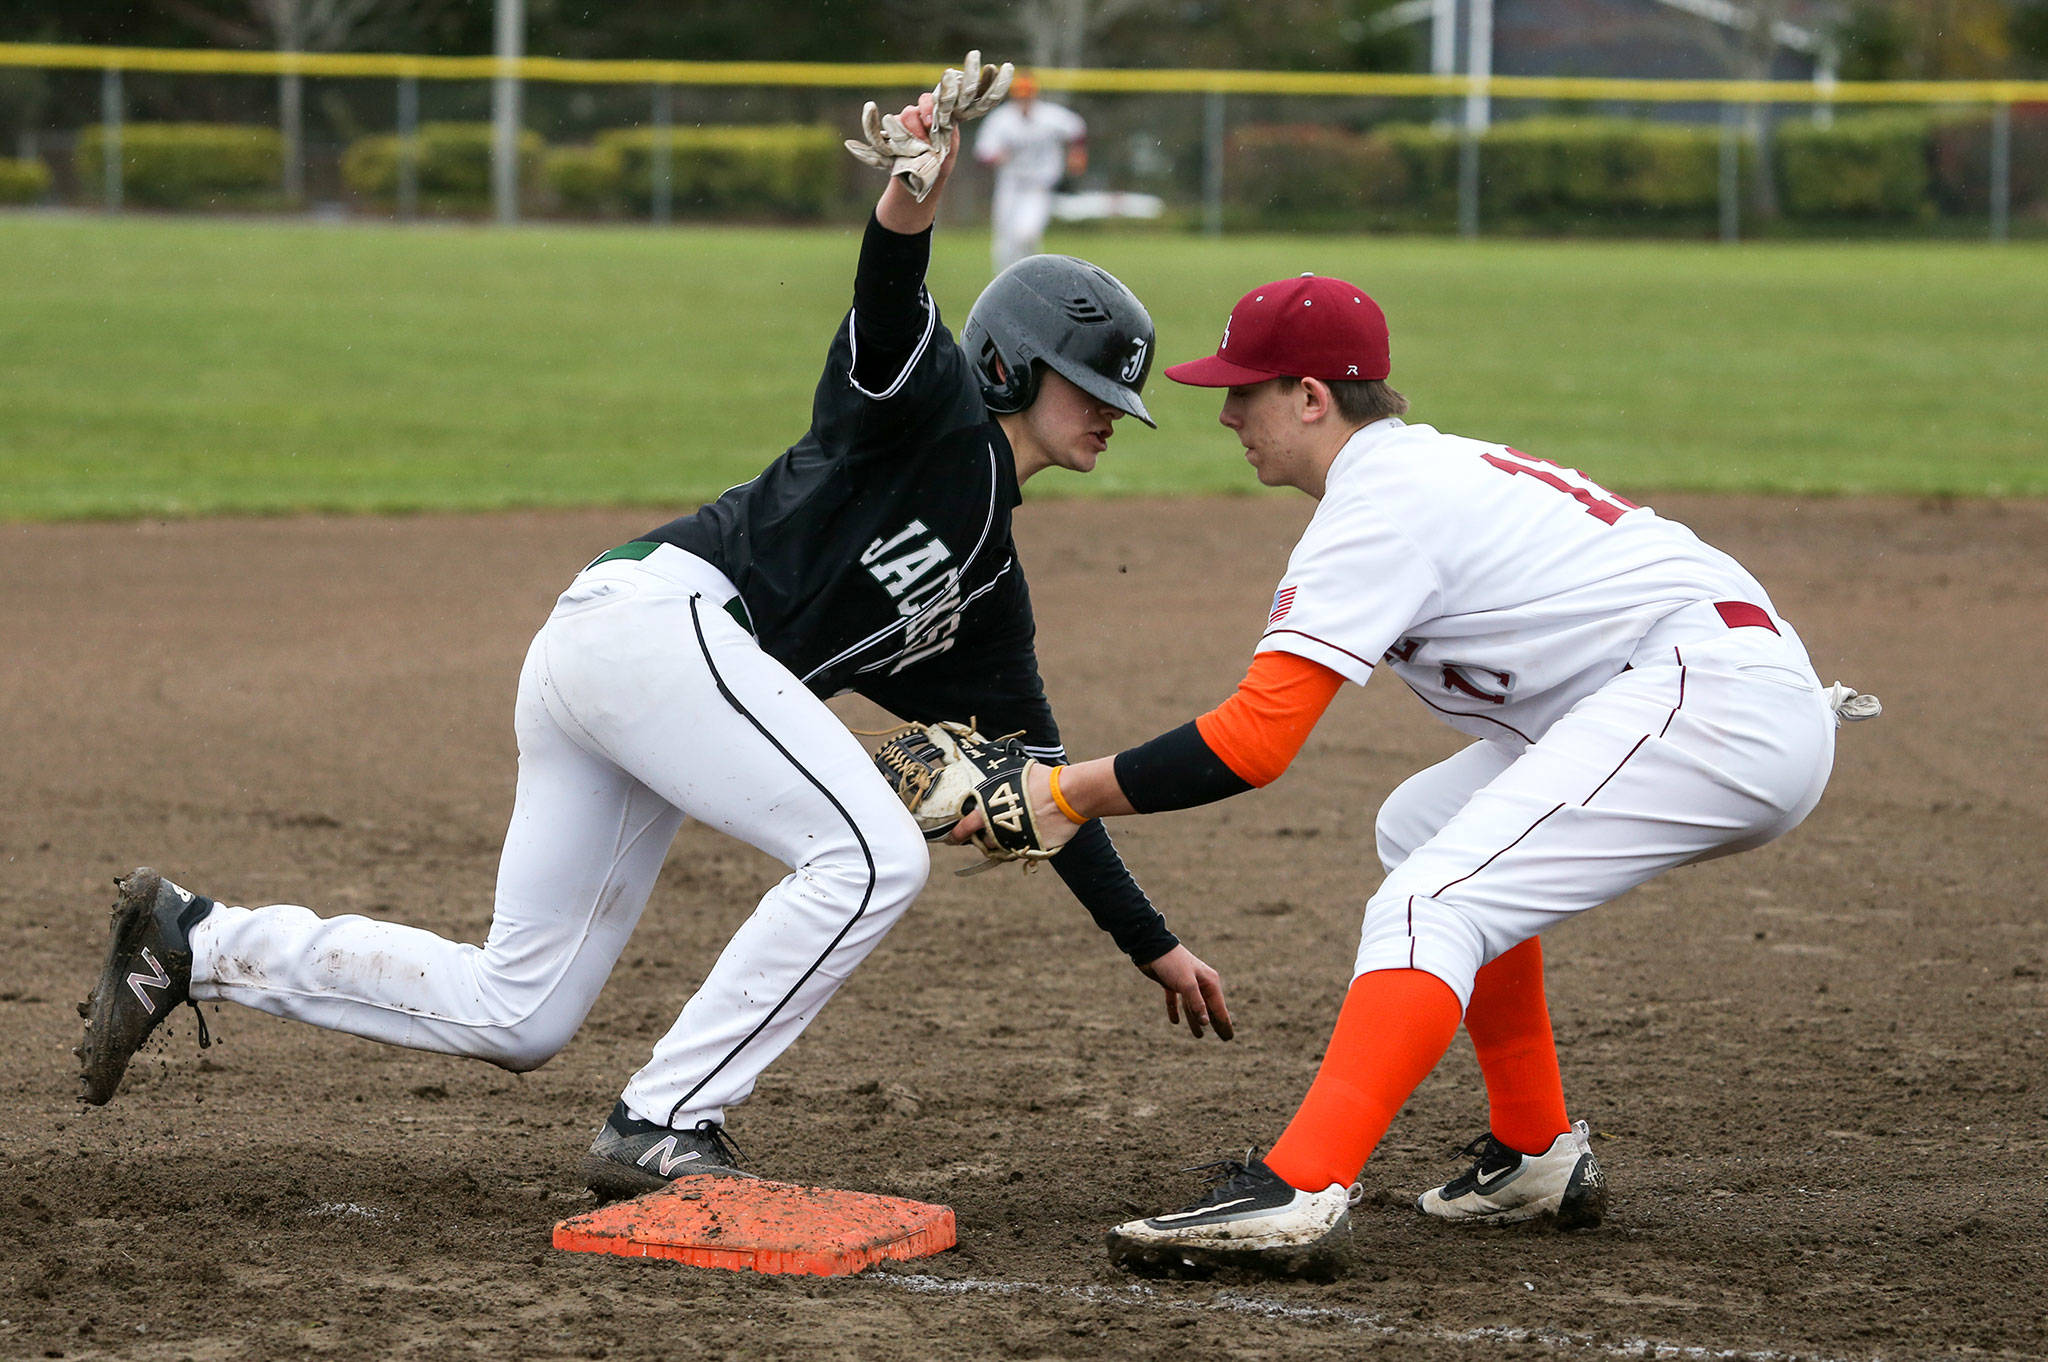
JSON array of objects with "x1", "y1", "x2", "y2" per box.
[
  {"x1": 1482, "y1": 118, "x2": 1732, "y2": 216},
  {"x1": 74, "y1": 124, "x2": 283, "y2": 209},
  {"x1": 545, "y1": 143, "x2": 623, "y2": 215},
  {"x1": 1378, "y1": 124, "x2": 1462, "y2": 221},
  {"x1": 1235, "y1": 119, "x2": 1745, "y2": 228},
  {"x1": 1229, "y1": 114, "x2": 1981, "y2": 229},
  {"x1": 548, "y1": 125, "x2": 845, "y2": 218},
  {"x1": 1928, "y1": 108, "x2": 2048, "y2": 215},
  {"x1": 1774, "y1": 113, "x2": 1932, "y2": 219},
  {"x1": 0, "y1": 156, "x2": 51, "y2": 205},
  {"x1": 341, "y1": 122, "x2": 545, "y2": 212},
  {"x1": 1229, "y1": 124, "x2": 1413, "y2": 228}
]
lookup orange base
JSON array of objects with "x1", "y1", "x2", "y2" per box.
[{"x1": 552, "y1": 1178, "x2": 956, "y2": 1277}]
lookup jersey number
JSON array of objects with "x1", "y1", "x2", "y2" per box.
[{"x1": 1481, "y1": 449, "x2": 1639, "y2": 526}]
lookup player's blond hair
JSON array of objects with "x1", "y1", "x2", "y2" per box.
[{"x1": 1326, "y1": 379, "x2": 1408, "y2": 423}]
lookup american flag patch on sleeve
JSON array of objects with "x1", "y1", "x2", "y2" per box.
[{"x1": 1269, "y1": 585, "x2": 1297, "y2": 625}]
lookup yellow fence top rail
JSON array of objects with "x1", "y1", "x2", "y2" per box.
[{"x1": 4, "y1": 42, "x2": 2046, "y2": 104}]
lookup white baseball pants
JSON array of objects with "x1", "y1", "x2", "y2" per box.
[
  {"x1": 1360, "y1": 607, "x2": 1836, "y2": 1008},
  {"x1": 991, "y1": 180, "x2": 1056, "y2": 272},
  {"x1": 187, "y1": 546, "x2": 930, "y2": 1129}
]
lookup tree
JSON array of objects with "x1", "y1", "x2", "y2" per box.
[
  {"x1": 2016, "y1": 1, "x2": 2048, "y2": 72},
  {"x1": 152, "y1": 0, "x2": 454, "y2": 199},
  {"x1": 1689, "y1": 0, "x2": 1796, "y2": 219},
  {"x1": 1836, "y1": 0, "x2": 1911, "y2": 78},
  {"x1": 1742, "y1": 0, "x2": 1789, "y2": 219},
  {"x1": 1339, "y1": 0, "x2": 1425, "y2": 72},
  {"x1": 880, "y1": 0, "x2": 1170, "y2": 71},
  {"x1": 1005, "y1": 0, "x2": 1160, "y2": 70},
  {"x1": 893, "y1": 0, "x2": 1422, "y2": 74},
  {"x1": 1834, "y1": 0, "x2": 2018, "y2": 79}
]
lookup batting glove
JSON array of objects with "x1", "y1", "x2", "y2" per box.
[{"x1": 843, "y1": 50, "x2": 1014, "y2": 202}]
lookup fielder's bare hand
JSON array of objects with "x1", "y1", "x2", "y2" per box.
[{"x1": 1139, "y1": 944, "x2": 1233, "y2": 1041}]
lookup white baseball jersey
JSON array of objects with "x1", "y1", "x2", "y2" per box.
[
  {"x1": 975, "y1": 101, "x2": 1086, "y2": 191},
  {"x1": 1256, "y1": 418, "x2": 1778, "y2": 748}
]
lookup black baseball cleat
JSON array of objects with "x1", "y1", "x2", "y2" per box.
[
  {"x1": 1106, "y1": 1153, "x2": 1357, "y2": 1280},
  {"x1": 76, "y1": 867, "x2": 218, "y2": 1106},
  {"x1": 581, "y1": 1100, "x2": 758, "y2": 1201},
  {"x1": 1417, "y1": 1120, "x2": 1608, "y2": 1228}
]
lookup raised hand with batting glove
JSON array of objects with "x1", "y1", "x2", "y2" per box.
[{"x1": 845, "y1": 50, "x2": 1012, "y2": 202}]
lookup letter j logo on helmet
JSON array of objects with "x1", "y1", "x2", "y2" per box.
[{"x1": 1120, "y1": 338, "x2": 1148, "y2": 384}]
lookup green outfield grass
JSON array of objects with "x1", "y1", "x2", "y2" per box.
[{"x1": 2, "y1": 213, "x2": 2042, "y2": 519}]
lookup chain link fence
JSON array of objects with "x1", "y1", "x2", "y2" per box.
[{"x1": 2, "y1": 44, "x2": 2043, "y2": 241}]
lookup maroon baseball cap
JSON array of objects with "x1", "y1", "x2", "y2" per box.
[{"x1": 1165, "y1": 274, "x2": 1391, "y2": 387}]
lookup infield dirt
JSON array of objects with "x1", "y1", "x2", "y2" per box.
[{"x1": 3, "y1": 496, "x2": 2044, "y2": 1361}]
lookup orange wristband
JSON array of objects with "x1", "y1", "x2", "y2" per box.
[{"x1": 1046, "y1": 764, "x2": 1087, "y2": 825}]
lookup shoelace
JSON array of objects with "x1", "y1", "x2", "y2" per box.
[
  {"x1": 1176, "y1": 1151, "x2": 1367, "y2": 1209},
  {"x1": 693, "y1": 1119, "x2": 747, "y2": 1170},
  {"x1": 1175, "y1": 1153, "x2": 1263, "y2": 1203}
]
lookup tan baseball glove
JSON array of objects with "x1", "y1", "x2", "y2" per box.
[{"x1": 872, "y1": 720, "x2": 1073, "y2": 872}]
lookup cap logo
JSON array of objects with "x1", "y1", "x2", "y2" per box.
[
  {"x1": 1347, "y1": 365, "x2": 1358, "y2": 376},
  {"x1": 1219, "y1": 316, "x2": 1231, "y2": 350},
  {"x1": 1120, "y1": 337, "x2": 1148, "y2": 383}
]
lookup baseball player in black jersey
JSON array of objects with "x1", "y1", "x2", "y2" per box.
[{"x1": 76, "y1": 62, "x2": 1231, "y2": 1200}]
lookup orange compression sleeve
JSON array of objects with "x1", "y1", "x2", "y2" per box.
[{"x1": 1192, "y1": 651, "x2": 1347, "y2": 788}]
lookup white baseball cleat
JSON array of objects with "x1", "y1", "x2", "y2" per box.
[
  {"x1": 1106, "y1": 1153, "x2": 1357, "y2": 1280},
  {"x1": 1417, "y1": 1119, "x2": 1608, "y2": 1227}
]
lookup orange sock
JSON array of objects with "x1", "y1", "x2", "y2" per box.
[
  {"x1": 1464, "y1": 938, "x2": 1571, "y2": 1157},
  {"x1": 1263, "y1": 968, "x2": 1462, "y2": 1193}
]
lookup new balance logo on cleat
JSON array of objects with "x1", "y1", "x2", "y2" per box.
[
  {"x1": 127, "y1": 947, "x2": 172, "y2": 1009},
  {"x1": 635, "y1": 1139, "x2": 705, "y2": 1178},
  {"x1": 582, "y1": 1100, "x2": 756, "y2": 1201}
]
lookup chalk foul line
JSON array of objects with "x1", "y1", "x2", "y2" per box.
[{"x1": 867, "y1": 1271, "x2": 1877, "y2": 1362}]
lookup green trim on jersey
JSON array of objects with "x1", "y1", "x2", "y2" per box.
[{"x1": 591, "y1": 541, "x2": 661, "y2": 565}]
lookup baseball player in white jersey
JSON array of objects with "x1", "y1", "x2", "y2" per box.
[
  {"x1": 974, "y1": 72, "x2": 1087, "y2": 273},
  {"x1": 949, "y1": 271, "x2": 1877, "y2": 1277},
  {"x1": 75, "y1": 59, "x2": 1237, "y2": 1201}
]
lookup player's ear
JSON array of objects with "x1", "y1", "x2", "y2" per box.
[{"x1": 1298, "y1": 377, "x2": 1335, "y2": 424}]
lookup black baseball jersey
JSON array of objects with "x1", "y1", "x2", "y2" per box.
[{"x1": 635, "y1": 216, "x2": 1174, "y2": 965}]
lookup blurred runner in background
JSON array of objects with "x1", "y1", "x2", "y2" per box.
[{"x1": 975, "y1": 72, "x2": 1087, "y2": 272}]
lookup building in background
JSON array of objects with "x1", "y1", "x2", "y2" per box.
[{"x1": 1490, "y1": 0, "x2": 1841, "y2": 81}]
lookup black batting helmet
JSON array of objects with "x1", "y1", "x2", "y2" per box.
[{"x1": 960, "y1": 255, "x2": 1156, "y2": 428}]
